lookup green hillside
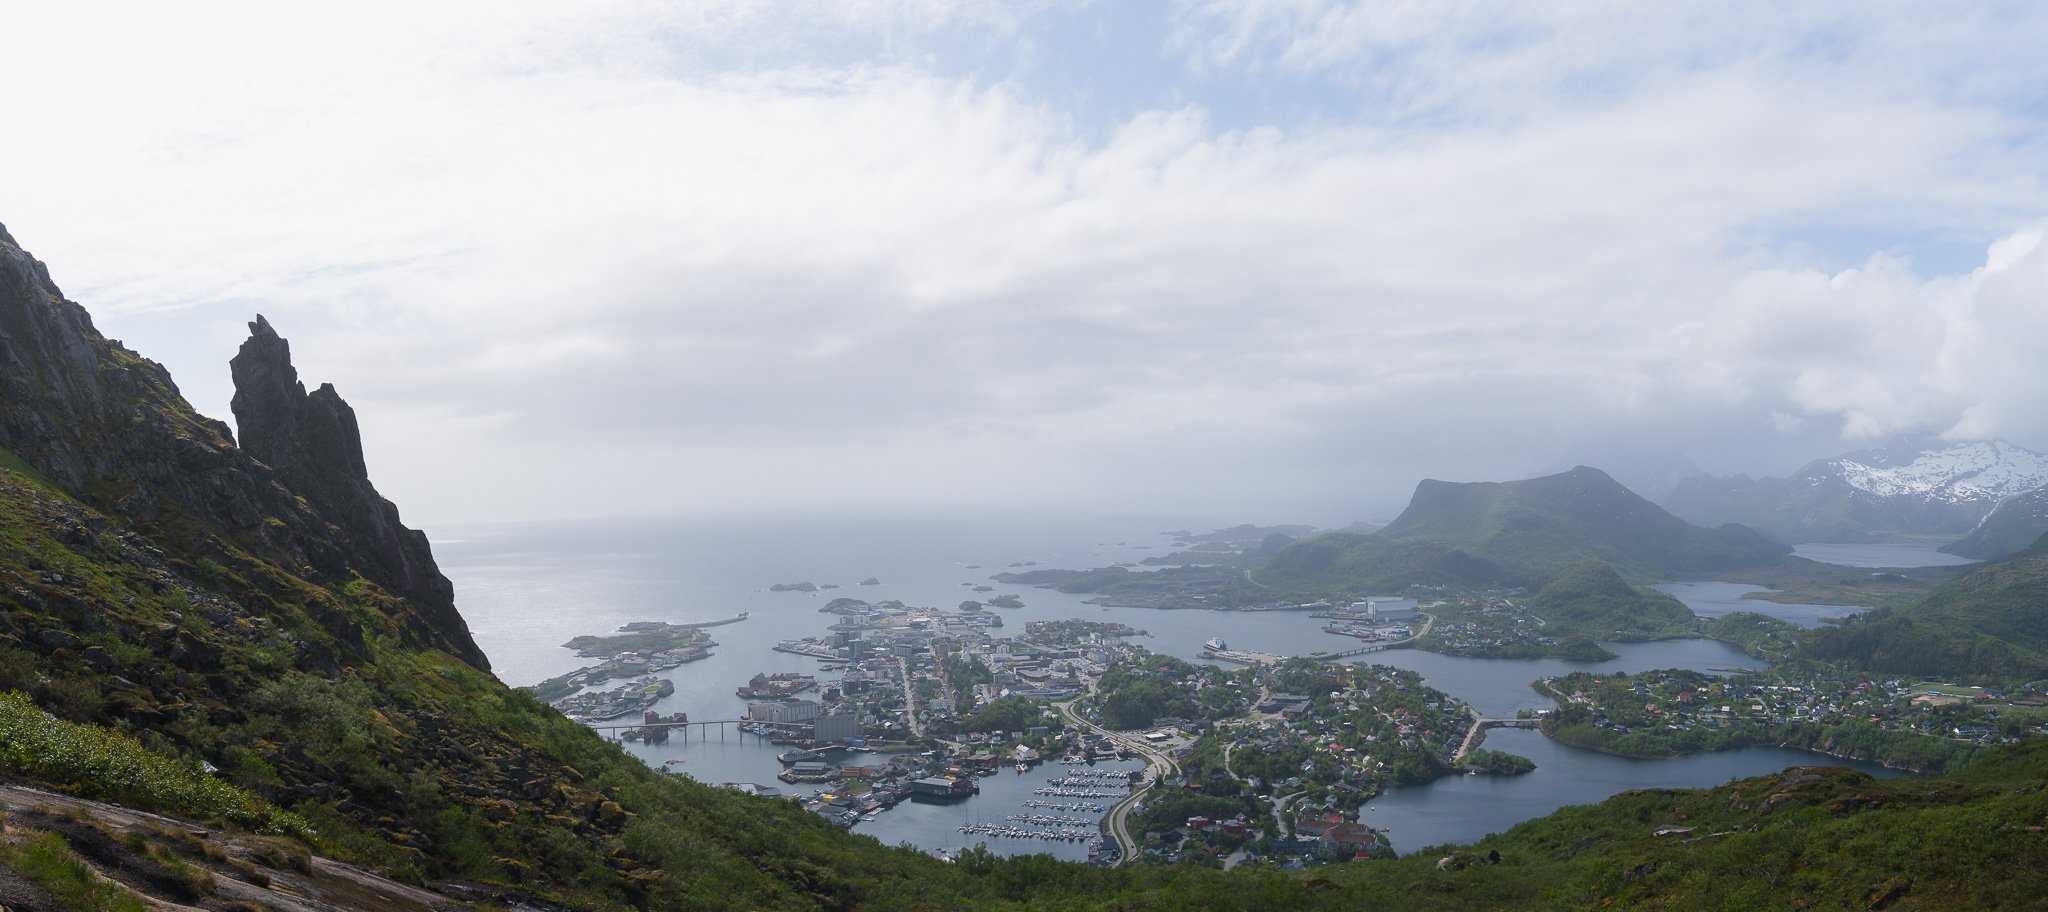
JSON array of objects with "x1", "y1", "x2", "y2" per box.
[
  {"x1": 1801, "y1": 531, "x2": 2048, "y2": 682},
  {"x1": 1254, "y1": 533, "x2": 1511, "y2": 594},
  {"x1": 1528, "y1": 559, "x2": 1696, "y2": 640},
  {"x1": 1373, "y1": 467, "x2": 1787, "y2": 578}
]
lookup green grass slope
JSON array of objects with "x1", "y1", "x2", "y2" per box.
[
  {"x1": 1374, "y1": 466, "x2": 1787, "y2": 578},
  {"x1": 1528, "y1": 559, "x2": 1696, "y2": 640},
  {"x1": 1254, "y1": 533, "x2": 1511, "y2": 595},
  {"x1": 1802, "y1": 531, "x2": 2048, "y2": 682}
]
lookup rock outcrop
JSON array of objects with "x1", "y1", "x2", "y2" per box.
[
  {"x1": 231, "y1": 316, "x2": 482, "y2": 669},
  {"x1": 0, "y1": 223, "x2": 486, "y2": 669}
]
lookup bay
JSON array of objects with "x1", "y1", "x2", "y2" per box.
[
  {"x1": 1649, "y1": 580, "x2": 1867, "y2": 628},
  {"x1": 433, "y1": 511, "x2": 1909, "y2": 858},
  {"x1": 1356, "y1": 728, "x2": 1902, "y2": 854}
]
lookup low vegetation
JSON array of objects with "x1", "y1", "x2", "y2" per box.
[{"x1": 0, "y1": 691, "x2": 310, "y2": 837}]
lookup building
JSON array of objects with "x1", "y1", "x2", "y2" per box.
[
  {"x1": 748, "y1": 700, "x2": 821, "y2": 724},
  {"x1": 909, "y1": 777, "x2": 976, "y2": 797},
  {"x1": 814, "y1": 713, "x2": 862, "y2": 743},
  {"x1": 1358, "y1": 597, "x2": 1419, "y2": 618}
]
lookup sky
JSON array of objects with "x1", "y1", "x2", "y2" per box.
[{"x1": 2, "y1": 1, "x2": 2046, "y2": 527}]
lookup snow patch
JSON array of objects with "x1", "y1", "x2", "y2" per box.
[{"x1": 1830, "y1": 441, "x2": 2048, "y2": 505}]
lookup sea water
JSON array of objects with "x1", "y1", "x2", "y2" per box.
[{"x1": 433, "y1": 511, "x2": 1904, "y2": 855}]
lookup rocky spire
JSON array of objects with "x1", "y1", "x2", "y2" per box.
[
  {"x1": 229, "y1": 317, "x2": 489, "y2": 670},
  {"x1": 231, "y1": 315, "x2": 368, "y2": 482}
]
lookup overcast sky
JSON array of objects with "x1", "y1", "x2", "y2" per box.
[{"x1": 3, "y1": 1, "x2": 2046, "y2": 527}]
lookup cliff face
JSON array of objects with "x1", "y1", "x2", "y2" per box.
[
  {"x1": 0, "y1": 224, "x2": 486, "y2": 669},
  {"x1": 230, "y1": 316, "x2": 480, "y2": 669}
]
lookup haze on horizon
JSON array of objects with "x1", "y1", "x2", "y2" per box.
[{"x1": 3, "y1": 2, "x2": 2045, "y2": 528}]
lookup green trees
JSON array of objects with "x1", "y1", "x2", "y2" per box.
[{"x1": 963, "y1": 697, "x2": 1045, "y2": 734}]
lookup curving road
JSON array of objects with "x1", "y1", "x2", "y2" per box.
[{"x1": 1054, "y1": 694, "x2": 1180, "y2": 865}]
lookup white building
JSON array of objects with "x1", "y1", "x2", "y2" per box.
[{"x1": 748, "y1": 700, "x2": 821, "y2": 724}]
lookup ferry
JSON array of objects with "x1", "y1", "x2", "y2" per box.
[
  {"x1": 777, "y1": 748, "x2": 827, "y2": 764},
  {"x1": 1204, "y1": 637, "x2": 1228, "y2": 652}
]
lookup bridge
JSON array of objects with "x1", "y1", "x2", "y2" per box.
[
  {"x1": 576, "y1": 718, "x2": 809, "y2": 742},
  {"x1": 1309, "y1": 642, "x2": 1396, "y2": 661},
  {"x1": 1450, "y1": 716, "x2": 1541, "y2": 763}
]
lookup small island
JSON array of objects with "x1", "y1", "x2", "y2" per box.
[{"x1": 561, "y1": 618, "x2": 738, "y2": 657}]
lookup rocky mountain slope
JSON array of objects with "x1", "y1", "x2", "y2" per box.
[
  {"x1": 1944, "y1": 482, "x2": 2048, "y2": 560},
  {"x1": 1666, "y1": 437, "x2": 2048, "y2": 544},
  {"x1": 0, "y1": 222, "x2": 963, "y2": 909}
]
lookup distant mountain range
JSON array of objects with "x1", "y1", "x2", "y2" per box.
[{"x1": 1665, "y1": 436, "x2": 2048, "y2": 546}]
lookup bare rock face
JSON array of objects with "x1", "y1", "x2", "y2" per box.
[
  {"x1": 231, "y1": 315, "x2": 486, "y2": 670},
  {"x1": 0, "y1": 222, "x2": 488, "y2": 670}
]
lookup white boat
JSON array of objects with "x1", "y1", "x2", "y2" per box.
[{"x1": 1204, "y1": 637, "x2": 1227, "y2": 652}]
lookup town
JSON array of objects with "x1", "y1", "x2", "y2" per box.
[{"x1": 1537, "y1": 668, "x2": 2048, "y2": 772}]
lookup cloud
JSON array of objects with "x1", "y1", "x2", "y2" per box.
[{"x1": 0, "y1": 2, "x2": 2043, "y2": 522}]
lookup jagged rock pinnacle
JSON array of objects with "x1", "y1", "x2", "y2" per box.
[{"x1": 228, "y1": 315, "x2": 488, "y2": 670}]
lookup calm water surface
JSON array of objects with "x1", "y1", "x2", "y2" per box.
[
  {"x1": 1649, "y1": 580, "x2": 1867, "y2": 628},
  {"x1": 1790, "y1": 542, "x2": 1980, "y2": 568},
  {"x1": 1359, "y1": 729, "x2": 1901, "y2": 853},
  {"x1": 434, "y1": 512, "x2": 1912, "y2": 857}
]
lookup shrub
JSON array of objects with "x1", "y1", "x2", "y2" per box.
[{"x1": 0, "y1": 691, "x2": 311, "y2": 838}]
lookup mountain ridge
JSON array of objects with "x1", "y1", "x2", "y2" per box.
[
  {"x1": 1944, "y1": 482, "x2": 2048, "y2": 560},
  {"x1": 1371, "y1": 466, "x2": 1786, "y2": 578},
  {"x1": 1666, "y1": 436, "x2": 2048, "y2": 545}
]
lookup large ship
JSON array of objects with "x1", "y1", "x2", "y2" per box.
[{"x1": 1204, "y1": 637, "x2": 1227, "y2": 652}]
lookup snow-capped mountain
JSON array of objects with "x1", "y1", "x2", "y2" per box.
[
  {"x1": 1664, "y1": 436, "x2": 2048, "y2": 545},
  {"x1": 1831, "y1": 439, "x2": 2048, "y2": 503}
]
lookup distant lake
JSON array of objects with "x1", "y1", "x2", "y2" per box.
[
  {"x1": 1650, "y1": 580, "x2": 1868, "y2": 628},
  {"x1": 1791, "y1": 542, "x2": 1981, "y2": 568}
]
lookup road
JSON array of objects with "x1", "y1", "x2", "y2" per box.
[
  {"x1": 898, "y1": 658, "x2": 922, "y2": 736},
  {"x1": 1054, "y1": 691, "x2": 1180, "y2": 866}
]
